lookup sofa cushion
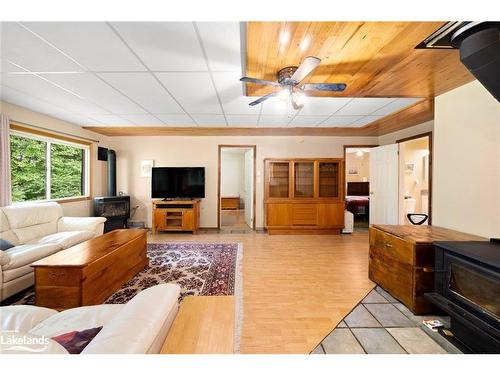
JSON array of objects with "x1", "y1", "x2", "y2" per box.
[
  {"x1": 3, "y1": 264, "x2": 33, "y2": 282},
  {"x1": 29, "y1": 230, "x2": 95, "y2": 249},
  {"x1": 52, "y1": 326, "x2": 103, "y2": 354},
  {"x1": 12, "y1": 222, "x2": 58, "y2": 245},
  {"x1": 1, "y1": 238, "x2": 15, "y2": 250},
  {"x1": 3, "y1": 243, "x2": 62, "y2": 270},
  {"x1": 0, "y1": 210, "x2": 20, "y2": 246},
  {"x1": 82, "y1": 284, "x2": 180, "y2": 354},
  {"x1": 1, "y1": 305, "x2": 58, "y2": 333},
  {"x1": 2, "y1": 202, "x2": 63, "y2": 229},
  {"x1": 29, "y1": 304, "x2": 123, "y2": 338}
]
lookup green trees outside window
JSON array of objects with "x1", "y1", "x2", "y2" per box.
[{"x1": 10, "y1": 133, "x2": 87, "y2": 202}]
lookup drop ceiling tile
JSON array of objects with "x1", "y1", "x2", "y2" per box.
[
  {"x1": 349, "y1": 115, "x2": 384, "y2": 127},
  {"x1": 371, "y1": 97, "x2": 422, "y2": 116},
  {"x1": 196, "y1": 22, "x2": 242, "y2": 72},
  {"x1": 297, "y1": 97, "x2": 352, "y2": 116},
  {"x1": 154, "y1": 114, "x2": 196, "y2": 126},
  {"x1": 1, "y1": 73, "x2": 108, "y2": 114},
  {"x1": 320, "y1": 115, "x2": 364, "y2": 127},
  {"x1": 225, "y1": 115, "x2": 259, "y2": 127},
  {"x1": 335, "y1": 98, "x2": 397, "y2": 116},
  {"x1": 258, "y1": 115, "x2": 293, "y2": 127},
  {"x1": 88, "y1": 114, "x2": 132, "y2": 125},
  {"x1": 122, "y1": 114, "x2": 164, "y2": 125},
  {"x1": 1, "y1": 22, "x2": 83, "y2": 72},
  {"x1": 0, "y1": 59, "x2": 24, "y2": 73},
  {"x1": 289, "y1": 116, "x2": 329, "y2": 127},
  {"x1": 155, "y1": 72, "x2": 222, "y2": 114},
  {"x1": 212, "y1": 72, "x2": 260, "y2": 115},
  {"x1": 41, "y1": 73, "x2": 147, "y2": 114},
  {"x1": 111, "y1": 22, "x2": 207, "y2": 71},
  {"x1": 54, "y1": 113, "x2": 101, "y2": 126},
  {"x1": 22, "y1": 22, "x2": 145, "y2": 71},
  {"x1": 191, "y1": 114, "x2": 226, "y2": 127},
  {"x1": 260, "y1": 96, "x2": 299, "y2": 116},
  {"x1": 98, "y1": 72, "x2": 182, "y2": 113},
  {"x1": 0, "y1": 84, "x2": 76, "y2": 118}
]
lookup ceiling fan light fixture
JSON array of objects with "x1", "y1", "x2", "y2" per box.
[{"x1": 292, "y1": 91, "x2": 306, "y2": 107}]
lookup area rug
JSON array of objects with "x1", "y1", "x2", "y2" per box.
[{"x1": 7, "y1": 242, "x2": 242, "y2": 304}]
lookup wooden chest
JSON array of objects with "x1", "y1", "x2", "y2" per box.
[
  {"x1": 221, "y1": 197, "x2": 240, "y2": 210},
  {"x1": 369, "y1": 225, "x2": 483, "y2": 314},
  {"x1": 32, "y1": 229, "x2": 148, "y2": 310}
]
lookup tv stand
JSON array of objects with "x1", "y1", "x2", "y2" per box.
[{"x1": 152, "y1": 199, "x2": 200, "y2": 234}]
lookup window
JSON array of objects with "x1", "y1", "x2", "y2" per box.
[{"x1": 10, "y1": 131, "x2": 90, "y2": 202}]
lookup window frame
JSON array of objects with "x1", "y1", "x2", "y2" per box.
[{"x1": 9, "y1": 124, "x2": 93, "y2": 204}]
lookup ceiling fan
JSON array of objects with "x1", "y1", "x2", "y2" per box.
[{"x1": 240, "y1": 56, "x2": 346, "y2": 109}]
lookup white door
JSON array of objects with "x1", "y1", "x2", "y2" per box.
[
  {"x1": 244, "y1": 149, "x2": 254, "y2": 228},
  {"x1": 369, "y1": 144, "x2": 399, "y2": 225}
]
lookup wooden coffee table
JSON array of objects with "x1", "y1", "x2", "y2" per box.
[{"x1": 31, "y1": 229, "x2": 148, "y2": 310}]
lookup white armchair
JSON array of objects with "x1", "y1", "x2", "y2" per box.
[{"x1": 0, "y1": 202, "x2": 106, "y2": 302}]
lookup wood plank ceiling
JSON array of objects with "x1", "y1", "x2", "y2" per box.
[{"x1": 85, "y1": 22, "x2": 474, "y2": 137}]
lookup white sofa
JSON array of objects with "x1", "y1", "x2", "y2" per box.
[
  {"x1": 0, "y1": 284, "x2": 180, "y2": 354},
  {"x1": 0, "y1": 202, "x2": 106, "y2": 302}
]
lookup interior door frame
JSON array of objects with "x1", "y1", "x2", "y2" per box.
[
  {"x1": 396, "y1": 132, "x2": 433, "y2": 225},
  {"x1": 217, "y1": 145, "x2": 257, "y2": 230}
]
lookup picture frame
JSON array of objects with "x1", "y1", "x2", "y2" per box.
[
  {"x1": 140, "y1": 159, "x2": 154, "y2": 177},
  {"x1": 347, "y1": 165, "x2": 359, "y2": 175},
  {"x1": 405, "y1": 162, "x2": 415, "y2": 174}
]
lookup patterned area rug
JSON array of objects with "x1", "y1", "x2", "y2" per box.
[{"x1": 7, "y1": 242, "x2": 242, "y2": 305}]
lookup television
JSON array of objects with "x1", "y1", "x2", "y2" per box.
[{"x1": 151, "y1": 167, "x2": 205, "y2": 199}]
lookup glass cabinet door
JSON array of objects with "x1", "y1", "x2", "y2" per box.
[
  {"x1": 268, "y1": 162, "x2": 290, "y2": 198},
  {"x1": 318, "y1": 162, "x2": 339, "y2": 197},
  {"x1": 294, "y1": 162, "x2": 314, "y2": 198}
]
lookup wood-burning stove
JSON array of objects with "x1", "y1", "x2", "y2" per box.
[{"x1": 425, "y1": 240, "x2": 500, "y2": 353}]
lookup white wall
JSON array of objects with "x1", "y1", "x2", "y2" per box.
[
  {"x1": 1, "y1": 101, "x2": 110, "y2": 216},
  {"x1": 378, "y1": 120, "x2": 434, "y2": 145},
  {"x1": 107, "y1": 135, "x2": 379, "y2": 228},
  {"x1": 433, "y1": 80, "x2": 500, "y2": 238},
  {"x1": 345, "y1": 151, "x2": 370, "y2": 183},
  {"x1": 220, "y1": 150, "x2": 245, "y2": 198}
]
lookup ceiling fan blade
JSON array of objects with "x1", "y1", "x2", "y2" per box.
[
  {"x1": 248, "y1": 92, "x2": 278, "y2": 106},
  {"x1": 303, "y1": 83, "x2": 347, "y2": 92},
  {"x1": 290, "y1": 56, "x2": 321, "y2": 83},
  {"x1": 240, "y1": 77, "x2": 282, "y2": 87}
]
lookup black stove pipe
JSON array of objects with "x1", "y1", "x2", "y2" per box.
[{"x1": 107, "y1": 149, "x2": 116, "y2": 197}]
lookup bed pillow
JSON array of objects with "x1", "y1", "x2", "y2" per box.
[
  {"x1": 0, "y1": 238, "x2": 14, "y2": 250},
  {"x1": 51, "y1": 326, "x2": 102, "y2": 354}
]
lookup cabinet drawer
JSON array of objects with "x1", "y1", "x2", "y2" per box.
[
  {"x1": 292, "y1": 204, "x2": 317, "y2": 225},
  {"x1": 369, "y1": 227, "x2": 414, "y2": 265}
]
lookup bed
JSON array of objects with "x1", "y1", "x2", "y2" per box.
[{"x1": 345, "y1": 182, "x2": 370, "y2": 216}]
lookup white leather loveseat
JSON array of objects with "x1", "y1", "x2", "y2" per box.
[
  {"x1": 0, "y1": 202, "x2": 106, "y2": 302},
  {"x1": 0, "y1": 284, "x2": 180, "y2": 354}
]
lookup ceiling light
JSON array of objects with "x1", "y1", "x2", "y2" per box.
[
  {"x1": 278, "y1": 89, "x2": 290, "y2": 101},
  {"x1": 299, "y1": 36, "x2": 310, "y2": 51},
  {"x1": 292, "y1": 91, "x2": 306, "y2": 107},
  {"x1": 356, "y1": 150, "x2": 364, "y2": 157}
]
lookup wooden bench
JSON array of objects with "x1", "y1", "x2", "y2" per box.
[
  {"x1": 161, "y1": 296, "x2": 235, "y2": 354},
  {"x1": 31, "y1": 229, "x2": 148, "y2": 310}
]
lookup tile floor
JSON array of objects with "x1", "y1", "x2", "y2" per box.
[{"x1": 312, "y1": 286, "x2": 462, "y2": 354}]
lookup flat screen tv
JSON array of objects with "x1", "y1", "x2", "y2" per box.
[{"x1": 151, "y1": 167, "x2": 205, "y2": 199}]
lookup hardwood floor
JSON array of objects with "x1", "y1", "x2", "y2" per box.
[{"x1": 149, "y1": 230, "x2": 374, "y2": 354}]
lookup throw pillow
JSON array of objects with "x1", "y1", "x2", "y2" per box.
[
  {"x1": 51, "y1": 326, "x2": 103, "y2": 354},
  {"x1": 0, "y1": 239, "x2": 14, "y2": 251}
]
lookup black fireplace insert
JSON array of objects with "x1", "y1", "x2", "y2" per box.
[{"x1": 425, "y1": 240, "x2": 500, "y2": 353}]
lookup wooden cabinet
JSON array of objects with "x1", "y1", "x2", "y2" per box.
[
  {"x1": 369, "y1": 225, "x2": 484, "y2": 314},
  {"x1": 152, "y1": 200, "x2": 200, "y2": 234},
  {"x1": 264, "y1": 158, "x2": 344, "y2": 234},
  {"x1": 221, "y1": 197, "x2": 240, "y2": 210}
]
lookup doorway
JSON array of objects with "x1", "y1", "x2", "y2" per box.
[
  {"x1": 344, "y1": 145, "x2": 377, "y2": 230},
  {"x1": 397, "y1": 133, "x2": 432, "y2": 225},
  {"x1": 217, "y1": 145, "x2": 256, "y2": 233}
]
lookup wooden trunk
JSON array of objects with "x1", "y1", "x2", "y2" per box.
[
  {"x1": 32, "y1": 229, "x2": 148, "y2": 310},
  {"x1": 369, "y1": 225, "x2": 484, "y2": 314}
]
